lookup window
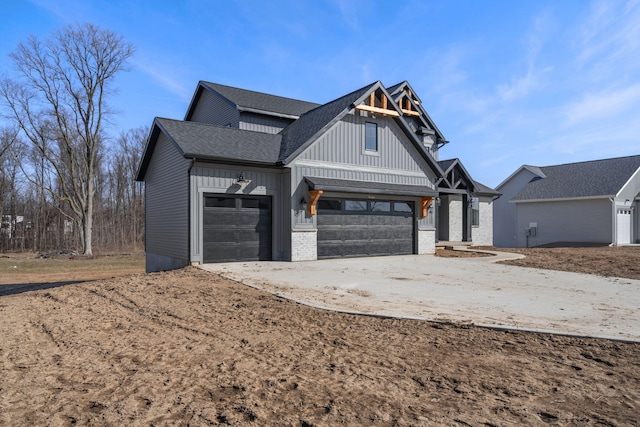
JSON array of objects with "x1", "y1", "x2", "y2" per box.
[
  {"x1": 205, "y1": 196, "x2": 235, "y2": 208},
  {"x1": 393, "y1": 202, "x2": 413, "y2": 213},
  {"x1": 471, "y1": 197, "x2": 479, "y2": 226},
  {"x1": 318, "y1": 199, "x2": 341, "y2": 211},
  {"x1": 365, "y1": 122, "x2": 378, "y2": 151},
  {"x1": 345, "y1": 200, "x2": 367, "y2": 211},
  {"x1": 370, "y1": 201, "x2": 391, "y2": 212}
]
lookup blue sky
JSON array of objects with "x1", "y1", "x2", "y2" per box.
[{"x1": 1, "y1": 0, "x2": 639, "y2": 187}]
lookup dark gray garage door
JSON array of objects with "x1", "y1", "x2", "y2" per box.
[
  {"x1": 317, "y1": 198, "x2": 414, "y2": 259},
  {"x1": 203, "y1": 194, "x2": 272, "y2": 263}
]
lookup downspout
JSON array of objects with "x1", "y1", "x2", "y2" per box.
[
  {"x1": 188, "y1": 158, "x2": 196, "y2": 263},
  {"x1": 609, "y1": 197, "x2": 615, "y2": 247}
]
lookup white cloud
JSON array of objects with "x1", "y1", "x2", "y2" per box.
[
  {"x1": 130, "y1": 58, "x2": 192, "y2": 101},
  {"x1": 564, "y1": 83, "x2": 640, "y2": 124}
]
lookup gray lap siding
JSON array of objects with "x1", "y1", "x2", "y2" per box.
[{"x1": 144, "y1": 133, "x2": 191, "y2": 272}]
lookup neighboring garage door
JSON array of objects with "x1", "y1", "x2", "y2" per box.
[
  {"x1": 617, "y1": 208, "x2": 632, "y2": 245},
  {"x1": 203, "y1": 194, "x2": 272, "y2": 262},
  {"x1": 317, "y1": 198, "x2": 414, "y2": 259}
]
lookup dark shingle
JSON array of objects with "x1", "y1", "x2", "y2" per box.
[
  {"x1": 156, "y1": 118, "x2": 282, "y2": 164},
  {"x1": 278, "y1": 82, "x2": 379, "y2": 162},
  {"x1": 201, "y1": 82, "x2": 319, "y2": 117},
  {"x1": 473, "y1": 180, "x2": 500, "y2": 196},
  {"x1": 513, "y1": 155, "x2": 640, "y2": 200},
  {"x1": 437, "y1": 159, "x2": 457, "y2": 173}
]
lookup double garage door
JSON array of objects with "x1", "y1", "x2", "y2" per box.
[
  {"x1": 203, "y1": 194, "x2": 272, "y2": 263},
  {"x1": 317, "y1": 198, "x2": 415, "y2": 259},
  {"x1": 202, "y1": 194, "x2": 415, "y2": 262}
]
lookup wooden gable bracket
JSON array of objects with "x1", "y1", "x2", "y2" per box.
[
  {"x1": 308, "y1": 190, "x2": 323, "y2": 216},
  {"x1": 420, "y1": 196, "x2": 435, "y2": 218},
  {"x1": 355, "y1": 91, "x2": 400, "y2": 117}
]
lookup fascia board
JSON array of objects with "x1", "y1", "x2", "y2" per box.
[
  {"x1": 280, "y1": 111, "x2": 351, "y2": 165},
  {"x1": 135, "y1": 119, "x2": 187, "y2": 181},
  {"x1": 237, "y1": 106, "x2": 299, "y2": 120},
  {"x1": 394, "y1": 113, "x2": 445, "y2": 179},
  {"x1": 282, "y1": 82, "x2": 382, "y2": 165},
  {"x1": 509, "y1": 195, "x2": 614, "y2": 204},
  {"x1": 496, "y1": 165, "x2": 546, "y2": 190},
  {"x1": 184, "y1": 82, "x2": 238, "y2": 121},
  {"x1": 616, "y1": 166, "x2": 640, "y2": 198}
]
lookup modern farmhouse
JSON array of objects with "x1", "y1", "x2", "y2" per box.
[
  {"x1": 494, "y1": 155, "x2": 640, "y2": 248},
  {"x1": 136, "y1": 81, "x2": 498, "y2": 272}
]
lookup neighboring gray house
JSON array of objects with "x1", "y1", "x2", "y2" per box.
[
  {"x1": 136, "y1": 80, "x2": 498, "y2": 272},
  {"x1": 494, "y1": 155, "x2": 640, "y2": 248}
]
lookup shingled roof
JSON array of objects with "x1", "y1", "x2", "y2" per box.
[
  {"x1": 136, "y1": 118, "x2": 282, "y2": 179},
  {"x1": 512, "y1": 155, "x2": 640, "y2": 201},
  {"x1": 278, "y1": 82, "x2": 378, "y2": 162},
  {"x1": 200, "y1": 82, "x2": 320, "y2": 118}
]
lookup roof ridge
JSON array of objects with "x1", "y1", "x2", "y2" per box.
[
  {"x1": 540, "y1": 154, "x2": 640, "y2": 169},
  {"x1": 201, "y1": 81, "x2": 320, "y2": 106}
]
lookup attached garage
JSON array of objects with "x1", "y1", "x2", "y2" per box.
[
  {"x1": 317, "y1": 198, "x2": 415, "y2": 259},
  {"x1": 203, "y1": 194, "x2": 272, "y2": 262}
]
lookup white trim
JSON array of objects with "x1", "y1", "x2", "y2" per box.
[
  {"x1": 294, "y1": 159, "x2": 427, "y2": 178},
  {"x1": 510, "y1": 195, "x2": 614, "y2": 204},
  {"x1": 237, "y1": 106, "x2": 300, "y2": 120},
  {"x1": 616, "y1": 166, "x2": 640, "y2": 197},
  {"x1": 495, "y1": 165, "x2": 546, "y2": 190}
]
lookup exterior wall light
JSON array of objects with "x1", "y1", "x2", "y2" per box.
[{"x1": 236, "y1": 173, "x2": 250, "y2": 185}]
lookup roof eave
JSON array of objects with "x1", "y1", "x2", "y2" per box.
[
  {"x1": 510, "y1": 195, "x2": 615, "y2": 203},
  {"x1": 238, "y1": 105, "x2": 299, "y2": 120},
  {"x1": 186, "y1": 154, "x2": 281, "y2": 168}
]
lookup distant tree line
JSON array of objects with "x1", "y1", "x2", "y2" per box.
[{"x1": 0, "y1": 23, "x2": 146, "y2": 255}]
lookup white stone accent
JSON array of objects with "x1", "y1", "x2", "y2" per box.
[
  {"x1": 418, "y1": 229, "x2": 436, "y2": 254},
  {"x1": 472, "y1": 199, "x2": 494, "y2": 246},
  {"x1": 291, "y1": 230, "x2": 317, "y2": 261},
  {"x1": 448, "y1": 198, "x2": 464, "y2": 241}
]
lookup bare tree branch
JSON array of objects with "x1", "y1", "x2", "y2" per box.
[{"x1": 0, "y1": 23, "x2": 134, "y2": 255}]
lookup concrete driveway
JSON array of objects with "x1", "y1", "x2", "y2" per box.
[{"x1": 200, "y1": 251, "x2": 640, "y2": 342}]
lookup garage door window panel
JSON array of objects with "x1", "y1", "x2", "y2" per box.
[{"x1": 345, "y1": 200, "x2": 367, "y2": 211}]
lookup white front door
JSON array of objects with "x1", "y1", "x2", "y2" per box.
[{"x1": 616, "y1": 208, "x2": 632, "y2": 244}]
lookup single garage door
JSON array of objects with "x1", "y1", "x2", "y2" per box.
[
  {"x1": 317, "y1": 198, "x2": 414, "y2": 259},
  {"x1": 203, "y1": 194, "x2": 272, "y2": 262},
  {"x1": 617, "y1": 208, "x2": 632, "y2": 245}
]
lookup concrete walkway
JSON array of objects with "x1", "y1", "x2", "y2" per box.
[{"x1": 200, "y1": 251, "x2": 640, "y2": 342}]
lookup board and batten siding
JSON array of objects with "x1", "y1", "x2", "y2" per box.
[
  {"x1": 239, "y1": 112, "x2": 292, "y2": 134},
  {"x1": 189, "y1": 164, "x2": 288, "y2": 262},
  {"x1": 297, "y1": 112, "x2": 437, "y2": 176},
  {"x1": 144, "y1": 132, "x2": 191, "y2": 272},
  {"x1": 189, "y1": 88, "x2": 240, "y2": 127},
  {"x1": 515, "y1": 198, "x2": 612, "y2": 247},
  {"x1": 290, "y1": 113, "x2": 437, "y2": 228}
]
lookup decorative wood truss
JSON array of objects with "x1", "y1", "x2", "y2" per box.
[
  {"x1": 354, "y1": 86, "x2": 427, "y2": 119},
  {"x1": 439, "y1": 161, "x2": 476, "y2": 194},
  {"x1": 398, "y1": 94, "x2": 420, "y2": 116},
  {"x1": 354, "y1": 89, "x2": 400, "y2": 117}
]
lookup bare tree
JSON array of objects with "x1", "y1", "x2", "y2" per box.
[{"x1": 0, "y1": 23, "x2": 134, "y2": 256}]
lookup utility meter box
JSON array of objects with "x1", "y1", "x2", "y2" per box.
[{"x1": 526, "y1": 222, "x2": 538, "y2": 237}]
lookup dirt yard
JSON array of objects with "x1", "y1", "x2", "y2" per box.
[{"x1": 1, "y1": 248, "x2": 639, "y2": 426}]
